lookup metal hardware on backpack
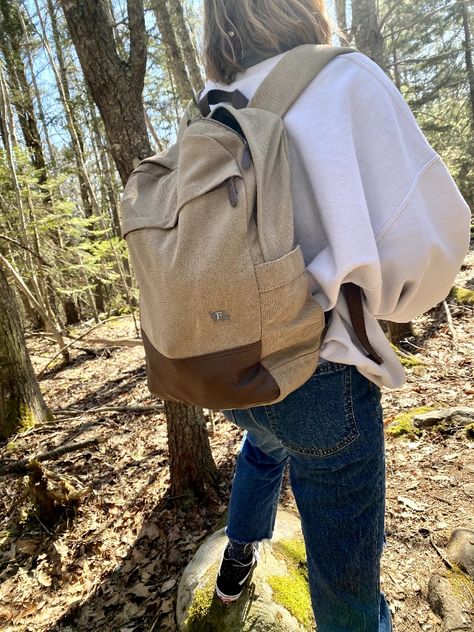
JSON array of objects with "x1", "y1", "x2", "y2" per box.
[{"x1": 121, "y1": 45, "x2": 382, "y2": 410}]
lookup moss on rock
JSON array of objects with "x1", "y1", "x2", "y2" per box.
[
  {"x1": 450, "y1": 285, "x2": 474, "y2": 305},
  {"x1": 386, "y1": 407, "x2": 434, "y2": 438},
  {"x1": 181, "y1": 537, "x2": 314, "y2": 632},
  {"x1": 389, "y1": 343, "x2": 424, "y2": 368},
  {"x1": 446, "y1": 564, "x2": 474, "y2": 604},
  {"x1": 183, "y1": 573, "x2": 216, "y2": 630},
  {"x1": 269, "y1": 539, "x2": 313, "y2": 629}
]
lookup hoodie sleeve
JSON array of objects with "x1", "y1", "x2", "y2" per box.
[
  {"x1": 293, "y1": 53, "x2": 471, "y2": 322},
  {"x1": 366, "y1": 155, "x2": 471, "y2": 322}
]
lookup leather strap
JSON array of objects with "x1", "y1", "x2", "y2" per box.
[
  {"x1": 249, "y1": 44, "x2": 354, "y2": 117},
  {"x1": 342, "y1": 284, "x2": 383, "y2": 364},
  {"x1": 198, "y1": 89, "x2": 249, "y2": 116}
]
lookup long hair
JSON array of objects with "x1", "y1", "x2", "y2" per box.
[{"x1": 203, "y1": 0, "x2": 332, "y2": 84}]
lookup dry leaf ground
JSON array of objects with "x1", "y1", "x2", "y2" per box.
[{"x1": 0, "y1": 252, "x2": 472, "y2": 632}]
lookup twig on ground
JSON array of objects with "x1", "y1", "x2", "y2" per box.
[
  {"x1": 429, "y1": 535, "x2": 453, "y2": 570},
  {"x1": 0, "y1": 438, "x2": 101, "y2": 476},
  {"x1": 52, "y1": 405, "x2": 164, "y2": 417},
  {"x1": 149, "y1": 616, "x2": 160, "y2": 632},
  {"x1": 426, "y1": 492, "x2": 453, "y2": 505},
  {"x1": 443, "y1": 300, "x2": 457, "y2": 343},
  {"x1": 32, "y1": 510, "x2": 52, "y2": 535},
  {"x1": 65, "y1": 336, "x2": 142, "y2": 348}
]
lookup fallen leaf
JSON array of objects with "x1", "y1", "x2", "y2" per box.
[
  {"x1": 397, "y1": 496, "x2": 424, "y2": 511},
  {"x1": 160, "y1": 578, "x2": 176, "y2": 593},
  {"x1": 129, "y1": 583, "x2": 151, "y2": 598}
]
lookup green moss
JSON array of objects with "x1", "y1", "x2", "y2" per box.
[
  {"x1": 450, "y1": 285, "x2": 474, "y2": 305},
  {"x1": 183, "y1": 538, "x2": 314, "y2": 631},
  {"x1": 268, "y1": 569, "x2": 312, "y2": 629},
  {"x1": 390, "y1": 343, "x2": 423, "y2": 368},
  {"x1": 447, "y1": 564, "x2": 474, "y2": 603},
  {"x1": 1, "y1": 402, "x2": 37, "y2": 440},
  {"x1": 386, "y1": 406, "x2": 435, "y2": 438},
  {"x1": 6, "y1": 441, "x2": 18, "y2": 452},
  {"x1": 465, "y1": 423, "x2": 474, "y2": 440},
  {"x1": 185, "y1": 575, "x2": 215, "y2": 626},
  {"x1": 269, "y1": 539, "x2": 313, "y2": 629},
  {"x1": 277, "y1": 539, "x2": 307, "y2": 566}
]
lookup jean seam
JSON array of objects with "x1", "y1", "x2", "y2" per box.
[
  {"x1": 247, "y1": 408, "x2": 267, "y2": 432},
  {"x1": 264, "y1": 368, "x2": 360, "y2": 457}
]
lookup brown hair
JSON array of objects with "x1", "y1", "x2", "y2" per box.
[{"x1": 203, "y1": 0, "x2": 332, "y2": 84}]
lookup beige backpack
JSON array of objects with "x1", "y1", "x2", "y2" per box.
[{"x1": 121, "y1": 45, "x2": 382, "y2": 411}]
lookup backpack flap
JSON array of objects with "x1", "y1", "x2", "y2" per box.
[{"x1": 121, "y1": 159, "x2": 178, "y2": 237}]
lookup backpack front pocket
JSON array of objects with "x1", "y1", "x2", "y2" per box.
[{"x1": 255, "y1": 244, "x2": 324, "y2": 366}]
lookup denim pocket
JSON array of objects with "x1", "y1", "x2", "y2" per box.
[{"x1": 264, "y1": 363, "x2": 360, "y2": 456}]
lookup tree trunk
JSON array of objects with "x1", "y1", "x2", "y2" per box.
[
  {"x1": 0, "y1": 265, "x2": 51, "y2": 440},
  {"x1": 335, "y1": 0, "x2": 348, "y2": 45},
  {"x1": 0, "y1": 0, "x2": 50, "y2": 195},
  {"x1": 58, "y1": 0, "x2": 151, "y2": 186},
  {"x1": 167, "y1": 0, "x2": 203, "y2": 94},
  {"x1": 461, "y1": 0, "x2": 474, "y2": 133},
  {"x1": 164, "y1": 400, "x2": 220, "y2": 500},
  {"x1": 386, "y1": 321, "x2": 413, "y2": 344},
  {"x1": 46, "y1": 0, "x2": 94, "y2": 218},
  {"x1": 351, "y1": 0, "x2": 386, "y2": 72},
  {"x1": 151, "y1": 0, "x2": 195, "y2": 105}
]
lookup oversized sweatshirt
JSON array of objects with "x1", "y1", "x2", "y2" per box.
[{"x1": 202, "y1": 51, "x2": 471, "y2": 389}]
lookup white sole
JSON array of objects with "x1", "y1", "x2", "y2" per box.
[{"x1": 215, "y1": 585, "x2": 243, "y2": 603}]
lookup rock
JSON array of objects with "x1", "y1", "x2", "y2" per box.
[
  {"x1": 463, "y1": 483, "x2": 474, "y2": 498},
  {"x1": 413, "y1": 407, "x2": 474, "y2": 430},
  {"x1": 447, "y1": 528, "x2": 474, "y2": 578},
  {"x1": 428, "y1": 573, "x2": 473, "y2": 631},
  {"x1": 176, "y1": 510, "x2": 313, "y2": 631}
]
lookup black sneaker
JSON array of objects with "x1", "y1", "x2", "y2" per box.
[{"x1": 215, "y1": 543, "x2": 259, "y2": 603}]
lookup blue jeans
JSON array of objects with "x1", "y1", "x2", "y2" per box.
[{"x1": 222, "y1": 361, "x2": 392, "y2": 632}]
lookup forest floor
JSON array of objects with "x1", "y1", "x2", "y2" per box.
[{"x1": 0, "y1": 252, "x2": 473, "y2": 632}]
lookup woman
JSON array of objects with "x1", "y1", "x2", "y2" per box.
[{"x1": 200, "y1": 1, "x2": 470, "y2": 630}]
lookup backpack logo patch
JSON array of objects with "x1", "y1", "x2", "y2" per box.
[{"x1": 210, "y1": 311, "x2": 230, "y2": 322}]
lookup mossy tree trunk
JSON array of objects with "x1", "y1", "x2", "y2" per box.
[
  {"x1": 0, "y1": 266, "x2": 51, "y2": 440},
  {"x1": 164, "y1": 400, "x2": 219, "y2": 500}
]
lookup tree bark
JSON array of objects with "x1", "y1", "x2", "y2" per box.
[
  {"x1": 351, "y1": 0, "x2": 387, "y2": 72},
  {"x1": 58, "y1": 0, "x2": 151, "y2": 185},
  {"x1": 167, "y1": 0, "x2": 203, "y2": 94},
  {"x1": 0, "y1": 265, "x2": 51, "y2": 440},
  {"x1": 461, "y1": 0, "x2": 474, "y2": 134},
  {"x1": 151, "y1": 0, "x2": 195, "y2": 105},
  {"x1": 386, "y1": 321, "x2": 413, "y2": 344},
  {"x1": 0, "y1": 0, "x2": 49, "y2": 194},
  {"x1": 335, "y1": 0, "x2": 348, "y2": 45},
  {"x1": 164, "y1": 400, "x2": 219, "y2": 500}
]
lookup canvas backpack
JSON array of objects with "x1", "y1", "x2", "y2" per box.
[{"x1": 120, "y1": 44, "x2": 382, "y2": 411}]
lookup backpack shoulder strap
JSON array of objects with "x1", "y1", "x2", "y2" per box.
[
  {"x1": 249, "y1": 44, "x2": 383, "y2": 365},
  {"x1": 249, "y1": 44, "x2": 354, "y2": 116}
]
